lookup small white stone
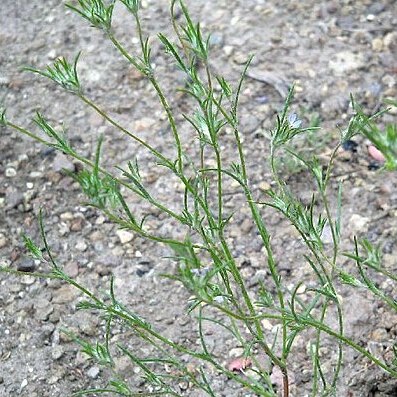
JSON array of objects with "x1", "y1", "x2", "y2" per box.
[
  {"x1": 29, "y1": 171, "x2": 43, "y2": 178},
  {"x1": 228, "y1": 347, "x2": 244, "y2": 357},
  {"x1": 47, "y1": 49, "x2": 57, "y2": 59},
  {"x1": 58, "y1": 222, "x2": 70, "y2": 236},
  {"x1": 87, "y1": 366, "x2": 100, "y2": 379},
  {"x1": 60, "y1": 212, "x2": 74, "y2": 221},
  {"x1": 261, "y1": 319, "x2": 273, "y2": 330},
  {"x1": 76, "y1": 240, "x2": 88, "y2": 252},
  {"x1": 5, "y1": 167, "x2": 17, "y2": 177},
  {"x1": 21, "y1": 275, "x2": 36, "y2": 285},
  {"x1": 26, "y1": 182, "x2": 34, "y2": 189},
  {"x1": 18, "y1": 154, "x2": 28, "y2": 162},
  {"x1": 223, "y1": 45, "x2": 234, "y2": 56},
  {"x1": 348, "y1": 214, "x2": 369, "y2": 236},
  {"x1": 96, "y1": 215, "x2": 106, "y2": 225},
  {"x1": 20, "y1": 379, "x2": 28, "y2": 391},
  {"x1": 116, "y1": 229, "x2": 134, "y2": 244},
  {"x1": 258, "y1": 181, "x2": 271, "y2": 191}
]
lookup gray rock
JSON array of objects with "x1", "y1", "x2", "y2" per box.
[
  {"x1": 74, "y1": 311, "x2": 99, "y2": 336},
  {"x1": 52, "y1": 153, "x2": 75, "y2": 173},
  {"x1": 114, "y1": 356, "x2": 133, "y2": 378},
  {"x1": 383, "y1": 32, "x2": 397, "y2": 52},
  {"x1": 367, "y1": 3, "x2": 385, "y2": 15},
  {"x1": 75, "y1": 240, "x2": 87, "y2": 252},
  {"x1": 51, "y1": 345, "x2": 64, "y2": 360},
  {"x1": 86, "y1": 366, "x2": 100, "y2": 379},
  {"x1": 328, "y1": 51, "x2": 365, "y2": 75},
  {"x1": 64, "y1": 261, "x2": 79, "y2": 278},
  {"x1": 51, "y1": 284, "x2": 80, "y2": 304},
  {"x1": 5, "y1": 188, "x2": 24, "y2": 210},
  {"x1": 116, "y1": 229, "x2": 134, "y2": 244},
  {"x1": 34, "y1": 298, "x2": 54, "y2": 321},
  {"x1": 17, "y1": 258, "x2": 36, "y2": 273}
]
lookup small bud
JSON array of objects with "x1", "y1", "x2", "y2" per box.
[
  {"x1": 213, "y1": 295, "x2": 225, "y2": 304},
  {"x1": 287, "y1": 113, "x2": 302, "y2": 129},
  {"x1": 0, "y1": 108, "x2": 6, "y2": 126},
  {"x1": 191, "y1": 266, "x2": 211, "y2": 277}
]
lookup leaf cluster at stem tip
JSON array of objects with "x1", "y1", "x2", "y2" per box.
[
  {"x1": 25, "y1": 52, "x2": 82, "y2": 94},
  {"x1": 66, "y1": 0, "x2": 114, "y2": 32}
]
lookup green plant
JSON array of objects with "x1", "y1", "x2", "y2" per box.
[{"x1": 1, "y1": 1, "x2": 397, "y2": 396}]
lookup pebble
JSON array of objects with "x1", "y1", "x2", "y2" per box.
[
  {"x1": 370, "y1": 327, "x2": 388, "y2": 342},
  {"x1": 383, "y1": 32, "x2": 397, "y2": 52},
  {"x1": 329, "y1": 51, "x2": 366, "y2": 75},
  {"x1": 52, "y1": 152, "x2": 75, "y2": 173},
  {"x1": 326, "y1": 1, "x2": 338, "y2": 14},
  {"x1": 64, "y1": 261, "x2": 79, "y2": 277},
  {"x1": 75, "y1": 240, "x2": 87, "y2": 252},
  {"x1": 29, "y1": 171, "x2": 43, "y2": 178},
  {"x1": 261, "y1": 319, "x2": 273, "y2": 330},
  {"x1": 258, "y1": 181, "x2": 271, "y2": 192},
  {"x1": 248, "y1": 269, "x2": 267, "y2": 287},
  {"x1": 51, "y1": 284, "x2": 79, "y2": 304},
  {"x1": 348, "y1": 214, "x2": 370, "y2": 236},
  {"x1": 95, "y1": 215, "x2": 106, "y2": 225},
  {"x1": 116, "y1": 229, "x2": 134, "y2": 244},
  {"x1": 95, "y1": 264, "x2": 111, "y2": 276},
  {"x1": 90, "y1": 230, "x2": 104, "y2": 241},
  {"x1": 34, "y1": 298, "x2": 54, "y2": 321},
  {"x1": 23, "y1": 190, "x2": 36, "y2": 209},
  {"x1": 87, "y1": 366, "x2": 100, "y2": 379},
  {"x1": 75, "y1": 311, "x2": 99, "y2": 336},
  {"x1": 0, "y1": 233, "x2": 6, "y2": 249},
  {"x1": 111, "y1": 246, "x2": 124, "y2": 257},
  {"x1": 239, "y1": 218, "x2": 252, "y2": 234},
  {"x1": 223, "y1": 45, "x2": 234, "y2": 56},
  {"x1": 20, "y1": 379, "x2": 28, "y2": 391},
  {"x1": 114, "y1": 356, "x2": 133, "y2": 376},
  {"x1": 47, "y1": 375, "x2": 59, "y2": 385},
  {"x1": 47, "y1": 49, "x2": 57, "y2": 59},
  {"x1": 70, "y1": 217, "x2": 85, "y2": 231},
  {"x1": 20, "y1": 275, "x2": 36, "y2": 285},
  {"x1": 5, "y1": 167, "x2": 17, "y2": 177},
  {"x1": 58, "y1": 222, "x2": 70, "y2": 236},
  {"x1": 371, "y1": 37, "x2": 383, "y2": 52},
  {"x1": 367, "y1": 3, "x2": 385, "y2": 15},
  {"x1": 51, "y1": 345, "x2": 64, "y2": 360},
  {"x1": 60, "y1": 212, "x2": 74, "y2": 221},
  {"x1": 368, "y1": 145, "x2": 385, "y2": 162},
  {"x1": 5, "y1": 188, "x2": 24, "y2": 209},
  {"x1": 133, "y1": 117, "x2": 156, "y2": 132},
  {"x1": 228, "y1": 347, "x2": 244, "y2": 357}
]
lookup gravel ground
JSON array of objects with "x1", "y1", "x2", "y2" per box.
[{"x1": 1, "y1": 0, "x2": 397, "y2": 396}]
